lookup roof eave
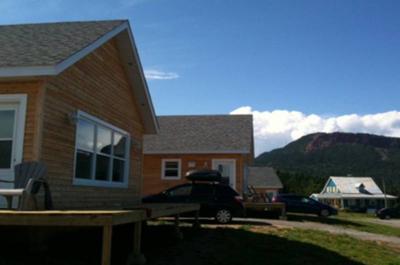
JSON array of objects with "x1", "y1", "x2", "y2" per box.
[{"x1": 143, "y1": 150, "x2": 251, "y2": 155}]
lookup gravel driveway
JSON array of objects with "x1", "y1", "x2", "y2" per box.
[
  {"x1": 362, "y1": 218, "x2": 400, "y2": 228},
  {"x1": 234, "y1": 218, "x2": 400, "y2": 246}
]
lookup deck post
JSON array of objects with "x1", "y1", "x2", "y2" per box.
[
  {"x1": 193, "y1": 210, "x2": 201, "y2": 229},
  {"x1": 279, "y1": 204, "x2": 287, "y2": 220},
  {"x1": 102, "y1": 224, "x2": 112, "y2": 265},
  {"x1": 174, "y1": 214, "x2": 183, "y2": 240},
  {"x1": 127, "y1": 221, "x2": 146, "y2": 265}
]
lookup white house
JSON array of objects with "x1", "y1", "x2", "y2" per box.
[{"x1": 311, "y1": 176, "x2": 397, "y2": 210}]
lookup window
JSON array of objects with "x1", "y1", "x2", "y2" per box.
[
  {"x1": 0, "y1": 94, "x2": 26, "y2": 188},
  {"x1": 74, "y1": 111, "x2": 130, "y2": 188},
  {"x1": 161, "y1": 159, "x2": 181, "y2": 179},
  {"x1": 168, "y1": 185, "x2": 192, "y2": 197},
  {"x1": 0, "y1": 110, "x2": 15, "y2": 169}
]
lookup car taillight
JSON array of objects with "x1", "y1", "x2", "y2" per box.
[{"x1": 234, "y1": 196, "x2": 243, "y2": 203}]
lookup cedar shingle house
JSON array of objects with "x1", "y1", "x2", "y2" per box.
[
  {"x1": 142, "y1": 115, "x2": 254, "y2": 195},
  {"x1": 0, "y1": 20, "x2": 158, "y2": 209}
]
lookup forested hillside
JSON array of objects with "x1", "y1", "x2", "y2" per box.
[{"x1": 256, "y1": 132, "x2": 400, "y2": 196}]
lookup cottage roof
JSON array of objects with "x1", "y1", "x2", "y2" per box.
[
  {"x1": 247, "y1": 167, "x2": 283, "y2": 189},
  {"x1": 0, "y1": 20, "x2": 124, "y2": 68},
  {"x1": 0, "y1": 20, "x2": 158, "y2": 133},
  {"x1": 143, "y1": 115, "x2": 253, "y2": 154},
  {"x1": 327, "y1": 176, "x2": 383, "y2": 194},
  {"x1": 311, "y1": 193, "x2": 397, "y2": 200}
]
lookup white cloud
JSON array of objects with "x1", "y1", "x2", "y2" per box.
[
  {"x1": 144, "y1": 69, "x2": 179, "y2": 80},
  {"x1": 230, "y1": 106, "x2": 400, "y2": 155}
]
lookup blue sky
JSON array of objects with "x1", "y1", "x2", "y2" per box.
[{"x1": 1, "y1": 0, "x2": 400, "y2": 153}]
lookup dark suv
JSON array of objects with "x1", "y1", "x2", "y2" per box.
[
  {"x1": 142, "y1": 182, "x2": 244, "y2": 223},
  {"x1": 272, "y1": 194, "x2": 338, "y2": 217}
]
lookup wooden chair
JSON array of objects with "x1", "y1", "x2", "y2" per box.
[{"x1": 0, "y1": 161, "x2": 52, "y2": 210}]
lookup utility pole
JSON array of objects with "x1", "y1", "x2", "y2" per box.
[{"x1": 382, "y1": 175, "x2": 388, "y2": 208}]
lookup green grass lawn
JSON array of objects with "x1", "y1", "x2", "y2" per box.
[
  {"x1": 286, "y1": 212, "x2": 400, "y2": 237},
  {"x1": 143, "y1": 222, "x2": 400, "y2": 265}
]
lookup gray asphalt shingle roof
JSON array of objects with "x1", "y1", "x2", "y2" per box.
[
  {"x1": 143, "y1": 115, "x2": 253, "y2": 154},
  {"x1": 0, "y1": 20, "x2": 125, "y2": 67},
  {"x1": 328, "y1": 177, "x2": 383, "y2": 194},
  {"x1": 247, "y1": 167, "x2": 283, "y2": 188}
]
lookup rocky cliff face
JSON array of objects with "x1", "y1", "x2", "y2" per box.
[{"x1": 304, "y1": 132, "x2": 400, "y2": 154}]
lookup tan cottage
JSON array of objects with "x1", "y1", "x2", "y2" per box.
[
  {"x1": 0, "y1": 20, "x2": 158, "y2": 209},
  {"x1": 142, "y1": 115, "x2": 254, "y2": 195}
]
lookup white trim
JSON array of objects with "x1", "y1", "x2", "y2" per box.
[
  {"x1": 72, "y1": 110, "x2": 130, "y2": 188},
  {"x1": 0, "y1": 94, "x2": 27, "y2": 180},
  {"x1": 161, "y1": 159, "x2": 181, "y2": 180},
  {"x1": 123, "y1": 23, "x2": 159, "y2": 134},
  {"x1": 73, "y1": 178, "x2": 128, "y2": 188},
  {"x1": 144, "y1": 150, "x2": 251, "y2": 155},
  {"x1": 212, "y1": 159, "x2": 236, "y2": 189},
  {"x1": 0, "y1": 66, "x2": 57, "y2": 77}
]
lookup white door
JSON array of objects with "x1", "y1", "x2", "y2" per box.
[
  {"x1": 0, "y1": 95, "x2": 27, "y2": 207},
  {"x1": 212, "y1": 159, "x2": 236, "y2": 190}
]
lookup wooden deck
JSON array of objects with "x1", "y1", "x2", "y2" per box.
[
  {"x1": 244, "y1": 202, "x2": 287, "y2": 219},
  {"x1": 0, "y1": 203, "x2": 200, "y2": 265}
]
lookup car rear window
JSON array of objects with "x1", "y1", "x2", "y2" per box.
[
  {"x1": 191, "y1": 184, "x2": 214, "y2": 197},
  {"x1": 168, "y1": 185, "x2": 192, "y2": 197},
  {"x1": 216, "y1": 185, "x2": 238, "y2": 196}
]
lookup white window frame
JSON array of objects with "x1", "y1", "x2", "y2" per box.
[
  {"x1": 161, "y1": 159, "x2": 181, "y2": 180},
  {"x1": 73, "y1": 110, "x2": 130, "y2": 188},
  {"x1": 0, "y1": 94, "x2": 27, "y2": 180}
]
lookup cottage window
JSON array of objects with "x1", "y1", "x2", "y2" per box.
[
  {"x1": 0, "y1": 110, "x2": 15, "y2": 169},
  {"x1": 161, "y1": 159, "x2": 181, "y2": 180},
  {"x1": 74, "y1": 111, "x2": 130, "y2": 188}
]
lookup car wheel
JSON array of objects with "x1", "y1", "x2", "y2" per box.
[
  {"x1": 385, "y1": 214, "x2": 391, "y2": 220},
  {"x1": 320, "y1": 209, "x2": 330, "y2": 217},
  {"x1": 215, "y1": 209, "x2": 232, "y2": 224}
]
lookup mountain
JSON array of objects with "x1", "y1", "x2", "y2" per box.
[{"x1": 255, "y1": 132, "x2": 400, "y2": 196}]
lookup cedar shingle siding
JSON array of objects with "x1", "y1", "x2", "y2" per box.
[{"x1": 41, "y1": 39, "x2": 144, "y2": 209}]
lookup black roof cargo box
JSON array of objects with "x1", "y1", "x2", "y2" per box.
[{"x1": 185, "y1": 169, "x2": 222, "y2": 182}]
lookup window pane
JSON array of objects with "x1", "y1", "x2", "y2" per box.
[
  {"x1": 95, "y1": 154, "x2": 110, "y2": 181},
  {"x1": 165, "y1": 169, "x2": 179, "y2": 177},
  {"x1": 0, "y1": 140, "x2": 12, "y2": 169},
  {"x1": 75, "y1": 150, "x2": 93, "y2": 179},
  {"x1": 97, "y1": 127, "x2": 112, "y2": 154},
  {"x1": 164, "y1": 161, "x2": 179, "y2": 177},
  {"x1": 113, "y1": 133, "x2": 127, "y2": 158},
  {"x1": 0, "y1": 110, "x2": 15, "y2": 138},
  {"x1": 112, "y1": 159, "x2": 125, "y2": 182},
  {"x1": 77, "y1": 119, "x2": 95, "y2": 151},
  {"x1": 165, "y1": 161, "x2": 178, "y2": 169},
  {"x1": 169, "y1": 185, "x2": 192, "y2": 197}
]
